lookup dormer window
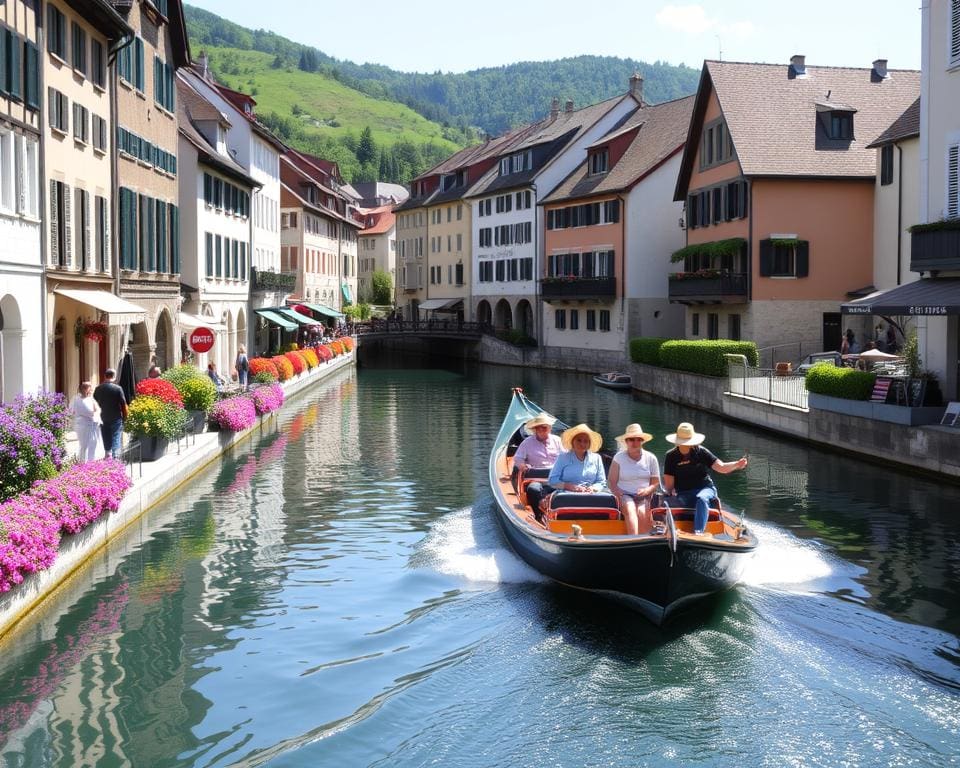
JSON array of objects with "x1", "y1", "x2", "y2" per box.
[
  {"x1": 829, "y1": 112, "x2": 853, "y2": 140},
  {"x1": 589, "y1": 149, "x2": 609, "y2": 175},
  {"x1": 700, "y1": 118, "x2": 734, "y2": 169},
  {"x1": 244, "y1": 103, "x2": 253, "y2": 115},
  {"x1": 441, "y1": 173, "x2": 456, "y2": 192},
  {"x1": 816, "y1": 100, "x2": 856, "y2": 141},
  {"x1": 499, "y1": 150, "x2": 533, "y2": 176}
]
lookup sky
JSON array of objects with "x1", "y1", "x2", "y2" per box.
[{"x1": 185, "y1": 0, "x2": 921, "y2": 74}]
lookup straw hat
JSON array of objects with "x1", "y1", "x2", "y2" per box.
[
  {"x1": 524, "y1": 412, "x2": 556, "y2": 430},
  {"x1": 665, "y1": 422, "x2": 705, "y2": 446},
  {"x1": 616, "y1": 423, "x2": 653, "y2": 445},
  {"x1": 561, "y1": 423, "x2": 603, "y2": 452}
]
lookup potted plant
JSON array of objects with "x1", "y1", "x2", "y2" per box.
[
  {"x1": 902, "y1": 330, "x2": 943, "y2": 407},
  {"x1": 124, "y1": 395, "x2": 189, "y2": 461},
  {"x1": 179, "y1": 377, "x2": 217, "y2": 432}
]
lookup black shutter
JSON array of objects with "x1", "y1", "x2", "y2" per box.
[
  {"x1": 759, "y1": 239, "x2": 772, "y2": 276},
  {"x1": 796, "y1": 240, "x2": 809, "y2": 277},
  {"x1": 687, "y1": 195, "x2": 697, "y2": 229}
]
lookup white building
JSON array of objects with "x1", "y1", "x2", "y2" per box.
[{"x1": 357, "y1": 205, "x2": 396, "y2": 303}]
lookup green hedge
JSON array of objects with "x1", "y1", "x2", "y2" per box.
[
  {"x1": 660, "y1": 340, "x2": 759, "y2": 377},
  {"x1": 629, "y1": 338, "x2": 669, "y2": 365},
  {"x1": 804, "y1": 363, "x2": 876, "y2": 400}
]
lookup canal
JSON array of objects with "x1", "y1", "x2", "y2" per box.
[{"x1": 0, "y1": 358, "x2": 958, "y2": 766}]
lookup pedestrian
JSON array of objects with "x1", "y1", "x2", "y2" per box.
[
  {"x1": 93, "y1": 368, "x2": 128, "y2": 459},
  {"x1": 70, "y1": 381, "x2": 102, "y2": 463},
  {"x1": 235, "y1": 344, "x2": 250, "y2": 390}
]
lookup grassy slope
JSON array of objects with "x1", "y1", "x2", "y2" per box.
[{"x1": 203, "y1": 45, "x2": 463, "y2": 152}]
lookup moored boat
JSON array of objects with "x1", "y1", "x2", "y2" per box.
[
  {"x1": 489, "y1": 388, "x2": 758, "y2": 625},
  {"x1": 593, "y1": 372, "x2": 632, "y2": 390}
]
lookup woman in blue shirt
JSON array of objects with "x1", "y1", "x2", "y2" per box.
[{"x1": 548, "y1": 423, "x2": 607, "y2": 492}]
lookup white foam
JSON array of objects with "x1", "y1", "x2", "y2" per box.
[
  {"x1": 740, "y1": 520, "x2": 836, "y2": 588},
  {"x1": 420, "y1": 507, "x2": 547, "y2": 585}
]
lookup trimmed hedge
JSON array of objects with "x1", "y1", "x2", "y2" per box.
[
  {"x1": 804, "y1": 363, "x2": 876, "y2": 400},
  {"x1": 630, "y1": 338, "x2": 758, "y2": 377},
  {"x1": 629, "y1": 338, "x2": 669, "y2": 365}
]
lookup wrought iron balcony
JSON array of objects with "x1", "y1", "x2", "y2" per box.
[
  {"x1": 911, "y1": 225, "x2": 960, "y2": 272},
  {"x1": 251, "y1": 267, "x2": 297, "y2": 293},
  {"x1": 540, "y1": 276, "x2": 616, "y2": 301},
  {"x1": 668, "y1": 271, "x2": 748, "y2": 304}
]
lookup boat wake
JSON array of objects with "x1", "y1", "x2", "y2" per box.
[{"x1": 418, "y1": 507, "x2": 547, "y2": 585}]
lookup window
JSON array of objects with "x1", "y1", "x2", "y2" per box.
[
  {"x1": 205, "y1": 232, "x2": 213, "y2": 276},
  {"x1": 569, "y1": 309, "x2": 578, "y2": 330},
  {"x1": 700, "y1": 118, "x2": 734, "y2": 168},
  {"x1": 555, "y1": 309, "x2": 566, "y2": 330},
  {"x1": 154, "y1": 56, "x2": 175, "y2": 112},
  {"x1": 24, "y1": 42, "x2": 40, "y2": 109},
  {"x1": 728, "y1": 313, "x2": 741, "y2": 341},
  {"x1": 71, "y1": 23, "x2": 86, "y2": 75},
  {"x1": 589, "y1": 149, "x2": 608, "y2": 175},
  {"x1": 92, "y1": 114, "x2": 106, "y2": 153},
  {"x1": 215, "y1": 235, "x2": 222, "y2": 277},
  {"x1": 0, "y1": 131, "x2": 13, "y2": 213},
  {"x1": 118, "y1": 36, "x2": 144, "y2": 91},
  {"x1": 47, "y1": 5, "x2": 67, "y2": 60},
  {"x1": 692, "y1": 312, "x2": 700, "y2": 336},
  {"x1": 599, "y1": 310, "x2": 611, "y2": 331},
  {"x1": 879, "y1": 145, "x2": 894, "y2": 186},
  {"x1": 829, "y1": 112, "x2": 853, "y2": 140},
  {"x1": 725, "y1": 180, "x2": 748, "y2": 219},
  {"x1": 586, "y1": 310, "x2": 596, "y2": 331},
  {"x1": 91, "y1": 40, "x2": 105, "y2": 89},
  {"x1": 707, "y1": 313, "x2": 719, "y2": 340},
  {"x1": 759, "y1": 238, "x2": 810, "y2": 278},
  {"x1": 72, "y1": 103, "x2": 88, "y2": 144},
  {"x1": 48, "y1": 88, "x2": 68, "y2": 133}
]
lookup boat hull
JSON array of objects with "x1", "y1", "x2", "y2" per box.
[{"x1": 592, "y1": 373, "x2": 631, "y2": 390}]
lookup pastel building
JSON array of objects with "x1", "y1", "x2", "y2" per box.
[{"x1": 356, "y1": 205, "x2": 395, "y2": 303}]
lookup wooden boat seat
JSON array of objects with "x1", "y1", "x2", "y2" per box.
[{"x1": 548, "y1": 492, "x2": 620, "y2": 520}]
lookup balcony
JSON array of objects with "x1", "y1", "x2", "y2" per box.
[
  {"x1": 911, "y1": 224, "x2": 960, "y2": 272},
  {"x1": 668, "y1": 271, "x2": 747, "y2": 304},
  {"x1": 540, "y1": 276, "x2": 616, "y2": 302},
  {"x1": 251, "y1": 267, "x2": 297, "y2": 293}
]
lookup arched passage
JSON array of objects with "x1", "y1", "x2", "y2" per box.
[
  {"x1": 0, "y1": 295, "x2": 24, "y2": 402},
  {"x1": 516, "y1": 299, "x2": 534, "y2": 339},
  {"x1": 494, "y1": 299, "x2": 513, "y2": 331},
  {"x1": 476, "y1": 300, "x2": 491, "y2": 327},
  {"x1": 155, "y1": 310, "x2": 173, "y2": 371}
]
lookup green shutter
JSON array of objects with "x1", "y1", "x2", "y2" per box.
[
  {"x1": 154, "y1": 56, "x2": 161, "y2": 106},
  {"x1": 134, "y1": 37, "x2": 144, "y2": 91},
  {"x1": 759, "y1": 239, "x2": 772, "y2": 277},
  {"x1": 23, "y1": 42, "x2": 38, "y2": 109}
]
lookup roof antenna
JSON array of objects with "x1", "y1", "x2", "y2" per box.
[{"x1": 716, "y1": 35, "x2": 722, "y2": 61}]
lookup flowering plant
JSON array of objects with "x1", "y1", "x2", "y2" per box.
[
  {"x1": 0, "y1": 392, "x2": 68, "y2": 503},
  {"x1": 83, "y1": 321, "x2": 109, "y2": 343},
  {"x1": 250, "y1": 383, "x2": 285, "y2": 415},
  {"x1": 300, "y1": 348, "x2": 319, "y2": 368},
  {"x1": 209, "y1": 396, "x2": 257, "y2": 431},
  {"x1": 135, "y1": 378, "x2": 184, "y2": 408},
  {"x1": 249, "y1": 357, "x2": 279, "y2": 381},
  {"x1": 315, "y1": 345, "x2": 333, "y2": 363},
  {"x1": 328, "y1": 341, "x2": 345, "y2": 356},
  {"x1": 125, "y1": 395, "x2": 188, "y2": 438},
  {"x1": 340, "y1": 336, "x2": 354, "y2": 352},
  {"x1": 179, "y1": 377, "x2": 217, "y2": 411},
  {"x1": 271, "y1": 355, "x2": 294, "y2": 381},
  {"x1": 284, "y1": 351, "x2": 306, "y2": 375},
  {"x1": 669, "y1": 269, "x2": 724, "y2": 281},
  {"x1": 32, "y1": 459, "x2": 131, "y2": 534}
]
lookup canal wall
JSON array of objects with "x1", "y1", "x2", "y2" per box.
[
  {"x1": 479, "y1": 335, "x2": 627, "y2": 373},
  {"x1": 0, "y1": 353, "x2": 357, "y2": 641}
]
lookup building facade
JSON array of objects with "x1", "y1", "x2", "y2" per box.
[{"x1": 356, "y1": 205, "x2": 395, "y2": 304}]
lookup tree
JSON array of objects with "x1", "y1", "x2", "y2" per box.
[
  {"x1": 357, "y1": 126, "x2": 377, "y2": 166},
  {"x1": 371, "y1": 270, "x2": 393, "y2": 306}
]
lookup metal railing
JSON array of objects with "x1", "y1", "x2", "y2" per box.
[
  {"x1": 756, "y1": 340, "x2": 824, "y2": 370},
  {"x1": 726, "y1": 354, "x2": 808, "y2": 409},
  {"x1": 355, "y1": 320, "x2": 492, "y2": 336}
]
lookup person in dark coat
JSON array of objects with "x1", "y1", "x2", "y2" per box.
[{"x1": 94, "y1": 368, "x2": 128, "y2": 459}]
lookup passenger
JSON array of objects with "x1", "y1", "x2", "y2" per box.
[
  {"x1": 608, "y1": 424, "x2": 661, "y2": 535},
  {"x1": 547, "y1": 423, "x2": 607, "y2": 496},
  {"x1": 662, "y1": 422, "x2": 748, "y2": 536},
  {"x1": 207, "y1": 362, "x2": 226, "y2": 391},
  {"x1": 513, "y1": 412, "x2": 564, "y2": 521}
]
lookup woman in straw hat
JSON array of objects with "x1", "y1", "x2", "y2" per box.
[
  {"x1": 547, "y1": 423, "x2": 606, "y2": 495},
  {"x1": 608, "y1": 424, "x2": 661, "y2": 535},
  {"x1": 513, "y1": 412, "x2": 564, "y2": 519},
  {"x1": 663, "y1": 422, "x2": 748, "y2": 535}
]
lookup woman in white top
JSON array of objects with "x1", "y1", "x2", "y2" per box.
[
  {"x1": 607, "y1": 423, "x2": 661, "y2": 535},
  {"x1": 70, "y1": 381, "x2": 103, "y2": 463}
]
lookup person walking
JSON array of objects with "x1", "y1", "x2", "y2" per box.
[
  {"x1": 93, "y1": 368, "x2": 128, "y2": 459},
  {"x1": 235, "y1": 345, "x2": 250, "y2": 390},
  {"x1": 70, "y1": 381, "x2": 102, "y2": 463}
]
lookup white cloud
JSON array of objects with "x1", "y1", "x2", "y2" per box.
[{"x1": 655, "y1": 4, "x2": 756, "y2": 41}]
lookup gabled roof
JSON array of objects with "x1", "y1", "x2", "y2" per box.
[
  {"x1": 206, "y1": 79, "x2": 289, "y2": 152},
  {"x1": 357, "y1": 205, "x2": 396, "y2": 235},
  {"x1": 280, "y1": 156, "x2": 360, "y2": 228},
  {"x1": 867, "y1": 96, "x2": 920, "y2": 148},
  {"x1": 675, "y1": 59, "x2": 920, "y2": 198},
  {"x1": 543, "y1": 95, "x2": 695, "y2": 204},
  {"x1": 65, "y1": 0, "x2": 131, "y2": 41}
]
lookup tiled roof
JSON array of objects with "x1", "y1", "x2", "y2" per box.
[
  {"x1": 358, "y1": 205, "x2": 395, "y2": 235},
  {"x1": 867, "y1": 96, "x2": 920, "y2": 148},
  {"x1": 678, "y1": 60, "x2": 920, "y2": 192},
  {"x1": 542, "y1": 95, "x2": 694, "y2": 204}
]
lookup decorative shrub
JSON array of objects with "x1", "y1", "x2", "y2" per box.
[
  {"x1": 253, "y1": 371, "x2": 278, "y2": 384},
  {"x1": 248, "y1": 357, "x2": 279, "y2": 381},
  {"x1": 271, "y1": 355, "x2": 294, "y2": 381},
  {"x1": 284, "y1": 350, "x2": 306, "y2": 375},
  {"x1": 249, "y1": 383, "x2": 285, "y2": 415},
  {"x1": 328, "y1": 341, "x2": 343, "y2": 356},
  {"x1": 805, "y1": 363, "x2": 876, "y2": 401},
  {"x1": 209, "y1": 396, "x2": 257, "y2": 431},
  {"x1": 315, "y1": 344, "x2": 333, "y2": 363},
  {"x1": 161, "y1": 364, "x2": 206, "y2": 391},
  {"x1": 300, "y1": 348, "x2": 319, "y2": 368},
  {"x1": 629, "y1": 338, "x2": 669, "y2": 366},
  {"x1": 0, "y1": 458, "x2": 130, "y2": 592},
  {"x1": 135, "y1": 378, "x2": 184, "y2": 408},
  {"x1": 179, "y1": 377, "x2": 217, "y2": 412},
  {"x1": 340, "y1": 336, "x2": 354, "y2": 352},
  {"x1": 658, "y1": 340, "x2": 759, "y2": 377},
  {"x1": 125, "y1": 395, "x2": 189, "y2": 438},
  {"x1": 0, "y1": 392, "x2": 68, "y2": 503}
]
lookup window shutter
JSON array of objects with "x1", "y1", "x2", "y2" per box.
[
  {"x1": 952, "y1": 0, "x2": 960, "y2": 65},
  {"x1": 48, "y1": 87, "x2": 56, "y2": 128},
  {"x1": 49, "y1": 179, "x2": 59, "y2": 265},
  {"x1": 796, "y1": 241, "x2": 810, "y2": 277},
  {"x1": 0, "y1": 29, "x2": 7, "y2": 96},
  {"x1": 759, "y1": 239, "x2": 772, "y2": 277},
  {"x1": 739, "y1": 180, "x2": 748, "y2": 219},
  {"x1": 948, "y1": 144, "x2": 959, "y2": 219},
  {"x1": 15, "y1": 134, "x2": 25, "y2": 214},
  {"x1": 135, "y1": 37, "x2": 144, "y2": 91},
  {"x1": 63, "y1": 183, "x2": 72, "y2": 267},
  {"x1": 24, "y1": 42, "x2": 38, "y2": 109},
  {"x1": 170, "y1": 204, "x2": 179, "y2": 274},
  {"x1": 154, "y1": 56, "x2": 161, "y2": 105},
  {"x1": 8, "y1": 30, "x2": 22, "y2": 101}
]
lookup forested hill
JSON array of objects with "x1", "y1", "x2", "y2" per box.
[{"x1": 184, "y1": 5, "x2": 700, "y2": 137}]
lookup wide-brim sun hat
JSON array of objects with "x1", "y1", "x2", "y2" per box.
[
  {"x1": 665, "y1": 422, "x2": 705, "y2": 446},
  {"x1": 525, "y1": 412, "x2": 557, "y2": 430},
  {"x1": 616, "y1": 423, "x2": 654, "y2": 445},
  {"x1": 561, "y1": 423, "x2": 603, "y2": 453}
]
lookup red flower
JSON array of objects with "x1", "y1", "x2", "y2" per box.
[{"x1": 135, "y1": 378, "x2": 184, "y2": 408}]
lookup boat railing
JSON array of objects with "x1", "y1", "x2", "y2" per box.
[{"x1": 725, "y1": 354, "x2": 809, "y2": 410}]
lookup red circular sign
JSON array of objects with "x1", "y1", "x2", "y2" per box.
[{"x1": 188, "y1": 327, "x2": 216, "y2": 353}]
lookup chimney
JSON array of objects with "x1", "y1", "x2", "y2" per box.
[
  {"x1": 199, "y1": 50, "x2": 210, "y2": 79},
  {"x1": 872, "y1": 58, "x2": 888, "y2": 79},
  {"x1": 790, "y1": 54, "x2": 806, "y2": 76},
  {"x1": 629, "y1": 72, "x2": 644, "y2": 103},
  {"x1": 550, "y1": 97, "x2": 559, "y2": 119},
  {"x1": 565, "y1": 99, "x2": 574, "y2": 113}
]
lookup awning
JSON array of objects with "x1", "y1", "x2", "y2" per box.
[
  {"x1": 276, "y1": 307, "x2": 321, "y2": 326},
  {"x1": 254, "y1": 309, "x2": 297, "y2": 332},
  {"x1": 54, "y1": 288, "x2": 146, "y2": 326},
  {"x1": 841, "y1": 278, "x2": 960, "y2": 316},
  {"x1": 178, "y1": 312, "x2": 227, "y2": 332},
  {"x1": 302, "y1": 302, "x2": 344, "y2": 319},
  {"x1": 418, "y1": 298, "x2": 462, "y2": 312},
  {"x1": 341, "y1": 283, "x2": 353, "y2": 304}
]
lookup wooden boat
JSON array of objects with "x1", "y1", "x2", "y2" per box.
[
  {"x1": 489, "y1": 388, "x2": 758, "y2": 625},
  {"x1": 593, "y1": 371, "x2": 632, "y2": 390}
]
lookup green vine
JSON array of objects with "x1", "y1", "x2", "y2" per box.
[
  {"x1": 670, "y1": 237, "x2": 746, "y2": 264},
  {"x1": 769, "y1": 238, "x2": 803, "y2": 247}
]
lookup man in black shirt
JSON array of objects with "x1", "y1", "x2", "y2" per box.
[
  {"x1": 93, "y1": 368, "x2": 128, "y2": 459},
  {"x1": 663, "y1": 422, "x2": 747, "y2": 535}
]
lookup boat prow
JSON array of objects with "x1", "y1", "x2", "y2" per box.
[{"x1": 593, "y1": 372, "x2": 632, "y2": 390}]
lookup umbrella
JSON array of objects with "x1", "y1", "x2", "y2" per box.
[
  {"x1": 858, "y1": 348, "x2": 903, "y2": 362},
  {"x1": 118, "y1": 350, "x2": 137, "y2": 402}
]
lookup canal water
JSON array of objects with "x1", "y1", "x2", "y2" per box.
[{"x1": 0, "y1": 359, "x2": 958, "y2": 767}]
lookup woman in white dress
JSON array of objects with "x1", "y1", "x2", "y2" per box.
[
  {"x1": 607, "y1": 423, "x2": 661, "y2": 535},
  {"x1": 70, "y1": 381, "x2": 102, "y2": 463}
]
